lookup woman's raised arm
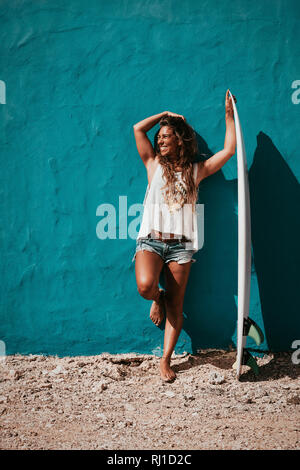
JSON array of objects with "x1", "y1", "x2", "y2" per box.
[
  {"x1": 197, "y1": 90, "x2": 237, "y2": 181},
  {"x1": 133, "y1": 112, "x2": 168, "y2": 168}
]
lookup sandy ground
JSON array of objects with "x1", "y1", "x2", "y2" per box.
[{"x1": 0, "y1": 350, "x2": 299, "y2": 450}]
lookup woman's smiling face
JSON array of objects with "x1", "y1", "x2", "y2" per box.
[{"x1": 157, "y1": 126, "x2": 180, "y2": 159}]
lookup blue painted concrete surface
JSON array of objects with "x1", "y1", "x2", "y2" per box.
[{"x1": 0, "y1": 0, "x2": 299, "y2": 356}]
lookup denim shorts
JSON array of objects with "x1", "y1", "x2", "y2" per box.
[{"x1": 131, "y1": 237, "x2": 197, "y2": 265}]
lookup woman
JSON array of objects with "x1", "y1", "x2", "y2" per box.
[{"x1": 132, "y1": 90, "x2": 236, "y2": 382}]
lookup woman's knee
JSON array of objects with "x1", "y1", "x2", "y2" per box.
[{"x1": 137, "y1": 277, "x2": 158, "y2": 300}]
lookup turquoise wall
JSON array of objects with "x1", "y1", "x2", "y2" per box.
[{"x1": 1, "y1": 0, "x2": 299, "y2": 356}]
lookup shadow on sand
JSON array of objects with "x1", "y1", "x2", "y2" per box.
[{"x1": 172, "y1": 351, "x2": 300, "y2": 383}]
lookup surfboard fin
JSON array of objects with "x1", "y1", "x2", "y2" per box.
[
  {"x1": 243, "y1": 318, "x2": 264, "y2": 346},
  {"x1": 242, "y1": 350, "x2": 259, "y2": 376},
  {"x1": 232, "y1": 350, "x2": 259, "y2": 376}
]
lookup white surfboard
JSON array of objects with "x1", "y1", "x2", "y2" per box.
[{"x1": 229, "y1": 90, "x2": 264, "y2": 379}]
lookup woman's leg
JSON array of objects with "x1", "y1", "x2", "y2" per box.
[
  {"x1": 160, "y1": 260, "x2": 192, "y2": 381},
  {"x1": 135, "y1": 250, "x2": 165, "y2": 325}
]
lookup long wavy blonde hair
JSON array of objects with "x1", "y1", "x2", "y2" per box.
[{"x1": 154, "y1": 116, "x2": 199, "y2": 208}]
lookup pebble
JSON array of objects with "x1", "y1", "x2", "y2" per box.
[
  {"x1": 91, "y1": 381, "x2": 108, "y2": 392},
  {"x1": 9, "y1": 370, "x2": 23, "y2": 380},
  {"x1": 96, "y1": 413, "x2": 108, "y2": 421},
  {"x1": 164, "y1": 391, "x2": 175, "y2": 398},
  {"x1": 208, "y1": 372, "x2": 225, "y2": 385},
  {"x1": 184, "y1": 394, "x2": 195, "y2": 401},
  {"x1": 50, "y1": 365, "x2": 65, "y2": 375},
  {"x1": 124, "y1": 403, "x2": 135, "y2": 412},
  {"x1": 40, "y1": 382, "x2": 52, "y2": 389}
]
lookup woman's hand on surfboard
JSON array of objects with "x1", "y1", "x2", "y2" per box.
[{"x1": 225, "y1": 90, "x2": 236, "y2": 117}]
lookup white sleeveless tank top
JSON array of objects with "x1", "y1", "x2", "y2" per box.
[{"x1": 137, "y1": 162, "x2": 200, "y2": 251}]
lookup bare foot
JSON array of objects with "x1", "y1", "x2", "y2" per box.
[
  {"x1": 160, "y1": 357, "x2": 176, "y2": 382},
  {"x1": 150, "y1": 289, "x2": 165, "y2": 326}
]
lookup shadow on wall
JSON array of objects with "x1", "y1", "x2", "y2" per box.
[
  {"x1": 249, "y1": 132, "x2": 300, "y2": 351},
  {"x1": 160, "y1": 131, "x2": 300, "y2": 354},
  {"x1": 184, "y1": 132, "x2": 238, "y2": 352}
]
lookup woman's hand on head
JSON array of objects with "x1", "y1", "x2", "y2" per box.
[
  {"x1": 225, "y1": 90, "x2": 237, "y2": 117},
  {"x1": 165, "y1": 111, "x2": 186, "y2": 121}
]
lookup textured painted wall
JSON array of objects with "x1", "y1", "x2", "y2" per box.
[{"x1": 1, "y1": 0, "x2": 299, "y2": 356}]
